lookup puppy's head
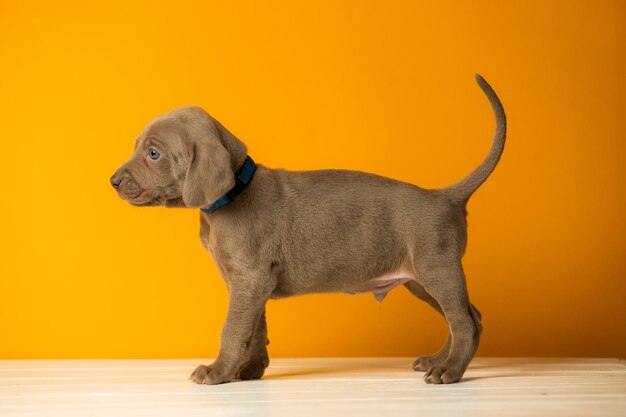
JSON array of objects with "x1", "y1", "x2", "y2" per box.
[{"x1": 110, "y1": 106, "x2": 247, "y2": 208}]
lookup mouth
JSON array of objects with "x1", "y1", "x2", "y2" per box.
[
  {"x1": 126, "y1": 190, "x2": 144, "y2": 199},
  {"x1": 116, "y1": 188, "x2": 143, "y2": 201},
  {"x1": 116, "y1": 188, "x2": 151, "y2": 205},
  {"x1": 115, "y1": 185, "x2": 172, "y2": 207},
  {"x1": 130, "y1": 197, "x2": 164, "y2": 207},
  {"x1": 127, "y1": 191, "x2": 165, "y2": 207}
]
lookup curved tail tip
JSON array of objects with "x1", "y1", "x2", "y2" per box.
[{"x1": 474, "y1": 73, "x2": 494, "y2": 92}]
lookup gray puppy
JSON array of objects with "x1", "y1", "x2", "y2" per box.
[{"x1": 110, "y1": 74, "x2": 506, "y2": 385}]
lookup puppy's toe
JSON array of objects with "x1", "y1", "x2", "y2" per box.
[
  {"x1": 412, "y1": 355, "x2": 438, "y2": 372},
  {"x1": 424, "y1": 365, "x2": 463, "y2": 384},
  {"x1": 424, "y1": 366, "x2": 444, "y2": 384},
  {"x1": 189, "y1": 364, "x2": 213, "y2": 384},
  {"x1": 441, "y1": 367, "x2": 463, "y2": 384}
]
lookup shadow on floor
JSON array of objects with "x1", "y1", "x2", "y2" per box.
[{"x1": 263, "y1": 366, "x2": 518, "y2": 383}]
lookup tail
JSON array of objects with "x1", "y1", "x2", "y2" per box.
[{"x1": 442, "y1": 74, "x2": 507, "y2": 204}]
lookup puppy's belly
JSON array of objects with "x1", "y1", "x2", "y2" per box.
[{"x1": 345, "y1": 267, "x2": 415, "y2": 302}]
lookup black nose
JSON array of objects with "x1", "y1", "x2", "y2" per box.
[{"x1": 110, "y1": 175, "x2": 122, "y2": 188}]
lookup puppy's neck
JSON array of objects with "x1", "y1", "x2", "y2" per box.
[{"x1": 201, "y1": 156, "x2": 257, "y2": 214}]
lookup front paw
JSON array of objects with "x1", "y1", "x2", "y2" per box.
[
  {"x1": 424, "y1": 364, "x2": 464, "y2": 384},
  {"x1": 189, "y1": 364, "x2": 233, "y2": 385}
]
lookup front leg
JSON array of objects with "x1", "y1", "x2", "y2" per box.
[
  {"x1": 190, "y1": 284, "x2": 269, "y2": 385},
  {"x1": 236, "y1": 308, "x2": 270, "y2": 380}
]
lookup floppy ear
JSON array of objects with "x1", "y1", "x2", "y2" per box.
[{"x1": 182, "y1": 140, "x2": 235, "y2": 208}]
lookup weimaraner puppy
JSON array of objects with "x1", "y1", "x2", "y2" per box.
[{"x1": 110, "y1": 74, "x2": 506, "y2": 385}]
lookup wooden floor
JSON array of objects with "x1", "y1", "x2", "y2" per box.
[{"x1": 1, "y1": 358, "x2": 625, "y2": 416}]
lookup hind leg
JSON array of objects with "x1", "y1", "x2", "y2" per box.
[
  {"x1": 404, "y1": 281, "x2": 451, "y2": 371},
  {"x1": 415, "y1": 261, "x2": 482, "y2": 384},
  {"x1": 405, "y1": 280, "x2": 482, "y2": 372}
]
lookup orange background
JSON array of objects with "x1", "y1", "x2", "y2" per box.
[{"x1": 1, "y1": 1, "x2": 625, "y2": 359}]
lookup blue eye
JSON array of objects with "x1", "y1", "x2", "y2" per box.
[{"x1": 148, "y1": 148, "x2": 160, "y2": 160}]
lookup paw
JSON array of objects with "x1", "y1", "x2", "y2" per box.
[
  {"x1": 424, "y1": 365, "x2": 464, "y2": 384},
  {"x1": 237, "y1": 353, "x2": 269, "y2": 380},
  {"x1": 189, "y1": 364, "x2": 233, "y2": 385},
  {"x1": 412, "y1": 355, "x2": 441, "y2": 372}
]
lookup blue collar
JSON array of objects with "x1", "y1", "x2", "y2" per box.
[{"x1": 201, "y1": 156, "x2": 256, "y2": 214}]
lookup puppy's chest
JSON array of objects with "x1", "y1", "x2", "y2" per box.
[
  {"x1": 199, "y1": 215, "x2": 262, "y2": 267},
  {"x1": 199, "y1": 215, "x2": 211, "y2": 252}
]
